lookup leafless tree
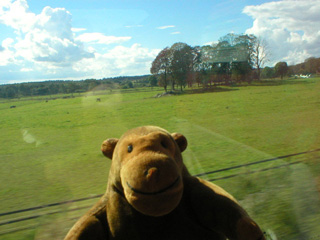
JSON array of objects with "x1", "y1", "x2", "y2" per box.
[{"x1": 250, "y1": 36, "x2": 270, "y2": 80}]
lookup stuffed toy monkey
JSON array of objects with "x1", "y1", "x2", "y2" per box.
[{"x1": 65, "y1": 126, "x2": 265, "y2": 240}]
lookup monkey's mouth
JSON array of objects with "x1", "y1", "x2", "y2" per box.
[{"x1": 126, "y1": 176, "x2": 180, "y2": 195}]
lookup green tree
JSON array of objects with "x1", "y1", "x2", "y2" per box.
[
  {"x1": 18, "y1": 83, "x2": 32, "y2": 97},
  {"x1": 304, "y1": 57, "x2": 320, "y2": 73},
  {"x1": 275, "y1": 62, "x2": 288, "y2": 79},
  {"x1": 169, "y1": 42, "x2": 193, "y2": 91},
  {"x1": 150, "y1": 47, "x2": 171, "y2": 92},
  {"x1": 88, "y1": 79, "x2": 99, "y2": 91},
  {"x1": 218, "y1": 33, "x2": 252, "y2": 65},
  {"x1": 6, "y1": 86, "x2": 17, "y2": 98},
  {"x1": 127, "y1": 81, "x2": 134, "y2": 88},
  {"x1": 231, "y1": 61, "x2": 252, "y2": 82},
  {"x1": 195, "y1": 45, "x2": 215, "y2": 86},
  {"x1": 261, "y1": 66, "x2": 275, "y2": 79},
  {"x1": 212, "y1": 62, "x2": 231, "y2": 84},
  {"x1": 149, "y1": 75, "x2": 158, "y2": 88},
  {"x1": 211, "y1": 33, "x2": 253, "y2": 84}
]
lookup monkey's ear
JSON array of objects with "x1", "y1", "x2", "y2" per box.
[
  {"x1": 101, "y1": 138, "x2": 118, "y2": 159},
  {"x1": 171, "y1": 133, "x2": 188, "y2": 153}
]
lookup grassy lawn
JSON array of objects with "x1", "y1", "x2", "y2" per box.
[{"x1": 0, "y1": 78, "x2": 319, "y2": 239}]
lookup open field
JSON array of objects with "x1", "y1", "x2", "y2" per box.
[{"x1": 1, "y1": 78, "x2": 320, "y2": 239}]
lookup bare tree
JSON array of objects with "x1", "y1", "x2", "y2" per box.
[{"x1": 250, "y1": 36, "x2": 270, "y2": 80}]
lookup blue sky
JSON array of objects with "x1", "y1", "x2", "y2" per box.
[
  {"x1": 23, "y1": 0, "x2": 257, "y2": 48},
  {"x1": 1, "y1": 0, "x2": 320, "y2": 84}
]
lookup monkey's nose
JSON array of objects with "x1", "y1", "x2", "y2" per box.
[{"x1": 144, "y1": 167, "x2": 159, "y2": 180}]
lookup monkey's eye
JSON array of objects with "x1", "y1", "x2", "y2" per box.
[
  {"x1": 161, "y1": 141, "x2": 167, "y2": 149},
  {"x1": 127, "y1": 145, "x2": 133, "y2": 153}
]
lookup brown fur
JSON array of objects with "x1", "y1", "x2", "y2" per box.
[{"x1": 65, "y1": 126, "x2": 265, "y2": 240}]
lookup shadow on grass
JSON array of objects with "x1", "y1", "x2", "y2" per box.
[
  {"x1": 185, "y1": 86, "x2": 239, "y2": 94},
  {"x1": 153, "y1": 78, "x2": 318, "y2": 98},
  {"x1": 239, "y1": 78, "x2": 315, "y2": 87},
  {"x1": 152, "y1": 87, "x2": 238, "y2": 98}
]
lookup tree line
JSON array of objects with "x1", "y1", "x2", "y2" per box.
[
  {"x1": 150, "y1": 33, "x2": 269, "y2": 92},
  {"x1": 0, "y1": 76, "x2": 149, "y2": 99},
  {"x1": 261, "y1": 57, "x2": 320, "y2": 80},
  {"x1": 150, "y1": 33, "x2": 320, "y2": 92}
]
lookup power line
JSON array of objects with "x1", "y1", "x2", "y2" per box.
[
  {"x1": 194, "y1": 148, "x2": 320, "y2": 177},
  {"x1": 0, "y1": 205, "x2": 91, "y2": 227},
  {"x1": 0, "y1": 194, "x2": 102, "y2": 217},
  {"x1": 207, "y1": 160, "x2": 302, "y2": 182},
  {"x1": 1, "y1": 149, "x2": 319, "y2": 217},
  {"x1": 0, "y1": 148, "x2": 319, "y2": 236},
  {"x1": 0, "y1": 225, "x2": 36, "y2": 236}
]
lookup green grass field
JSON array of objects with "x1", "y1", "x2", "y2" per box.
[{"x1": 1, "y1": 78, "x2": 320, "y2": 239}]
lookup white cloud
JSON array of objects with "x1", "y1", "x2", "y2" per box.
[
  {"x1": 71, "y1": 27, "x2": 86, "y2": 32},
  {"x1": 0, "y1": 0, "x2": 35, "y2": 33},
  {"x1": 73, "y1": 44, "x2": 160, "y2": 78},
  {"x1": 157, "y1": 25, "x2": 175, "y2": 30},
  {"x1": 0, "y1": 38, "x2": 14, "y2": 66},
  {"x1": 0, "y1": 0, "x2": 93, "y2": 70},
  {"x1": 204, "y1": 41, "x2": 218, "y2": 46},
  {"x1": 0, "y1": 50, "x2": 12, "y2": 66},
  {"x1": 0, "y1": 1, "x2": 158, "y2": 82},
  {"x1": 2, "y1": 37, "x2": 14, "y2": 48},
  {"x1": 243, "y1": 0, "x2": 320, "y2": 65},
  {"x1": 20, "y1": 67, "x2": 33, "y2": 72},
  {"x1": 76, "y1": 33, "x2": 131, "y2": 45},
  {"x1": 0, "y1": 0, "x2": 12, "y2": 8}
]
